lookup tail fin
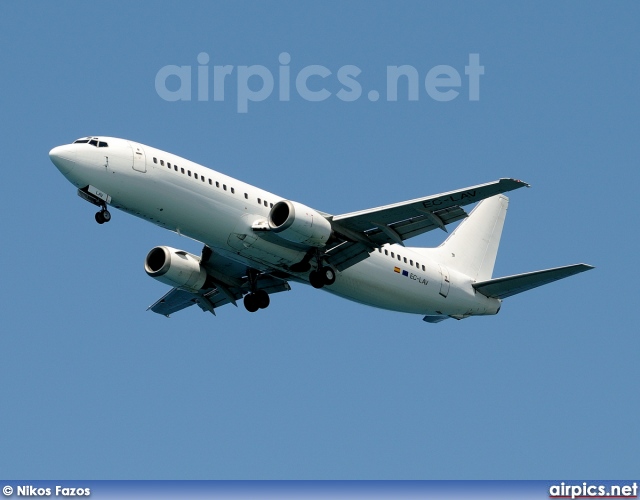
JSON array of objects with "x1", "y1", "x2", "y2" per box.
[{"x1": 429, "y1": 195, "x2": 508, "y2": 281}]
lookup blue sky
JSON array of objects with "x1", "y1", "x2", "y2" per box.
[{"x1": 0, "y1": 1, "x2": 638, "y2": 479}]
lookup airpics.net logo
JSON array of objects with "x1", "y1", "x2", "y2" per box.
[
  {"x1": 155, "y1": 52, "x2": 484, "y2": 113},
  {"x1": 549, "y1": 482, "x2": 638, "y2": 499}
]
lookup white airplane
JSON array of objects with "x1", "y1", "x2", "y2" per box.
[{"x1": 49, "y1": 136, "x2": 593, "y2": 323}]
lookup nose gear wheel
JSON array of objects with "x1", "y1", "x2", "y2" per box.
[{"x1": 95, "y1": 209, "x2": 111, "y2": 224}]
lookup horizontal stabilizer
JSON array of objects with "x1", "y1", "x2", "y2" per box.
[{"x1": 473, "y1": 264, "x2": 594, "y2": 299}]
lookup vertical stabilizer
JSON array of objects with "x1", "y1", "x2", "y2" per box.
[{"x1": 432, "y1": 195, "x2": 508, "y2": 281}]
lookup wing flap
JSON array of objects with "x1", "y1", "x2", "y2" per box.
[
  {"x1": 325, "y1": 241, "x2": 372, "y2": 271},
  {"x1": 375, "y1": 206, "x2": 468, "y2": 243},
  {"x1": 147, "y1": 288, "x2": 204, "y2": 317},
  {"x1": 473, "y1": 264, "x2": 594, "y2": 299},
  {"x1": 255, "y1": 275, "x2": 292, "y2": 294}
]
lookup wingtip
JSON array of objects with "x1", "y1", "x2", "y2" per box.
[
  {"x1": 514, "y1": 178, "x2": 531, "y2": 188},
  {"x1": 500, "y1": 178, "x2": 531, "y2": 188}
]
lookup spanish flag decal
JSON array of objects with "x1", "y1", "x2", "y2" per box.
[{"x1": 394, "y1": 267, "x2": 401, "y2": 273}]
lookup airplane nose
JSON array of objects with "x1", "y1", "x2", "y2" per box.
[{"x1": 49, "y1": 145, "x2": 77, "y2": 175}]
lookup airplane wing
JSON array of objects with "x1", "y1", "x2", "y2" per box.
[
  {"x1": 147, "y1": 246, "x2": 291, "y2": 317},
  {"x1": 472, "y1": 264, "x2": 594, "y2": 299},
  {"x1": 325, "y1": 178, "x2": 529, "y2": 271},
  {"x1": 147, "y1": 287, "x2": 233, "y2": 317}
]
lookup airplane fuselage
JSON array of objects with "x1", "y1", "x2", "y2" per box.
[{"x1": 50, "y1": 137, "x2": 501, "y2": 319}]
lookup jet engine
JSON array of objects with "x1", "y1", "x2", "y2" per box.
[
  {"x1": 268, "y1": 200, "x2": 332, "y2": 247},
  {"x1": 144, "y1": 246, "x2": 207, "y2": 292}
]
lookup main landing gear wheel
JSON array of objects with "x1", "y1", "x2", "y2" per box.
[
  {"x1": 95, "y1": 209, "x2": 111, "y2": 224},
  {"x1": 244, "y1": 293, "x2": 259, "y2": 313},
  {"x1": 255, "y1": 289, "x2": 270, "y2": 309},
  {"x1": 243, "y1": 290, "x2": 270, "y2": 313},
  {"x1": 322, "y1": 266, "x2": 336, "y2": 285},
  {"x1": 309, "y1": 270, "x2": 324, "y2": 289},
  {"x1": 309, "y1": 266, "x2": 336, "y2": 289}
]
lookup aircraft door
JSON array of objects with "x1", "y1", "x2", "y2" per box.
[
  {"x1": 129, "y1": 142, "x2": 146, "y2": 173},
  {"x1": 439, "y1": 265, "x2": 450, "y2": 298}
]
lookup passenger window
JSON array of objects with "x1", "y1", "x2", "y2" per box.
[
  {"x1": 384, "y1": 250, "x2": 388, "y2": 256},
  {"x1": 391, "y1": 252, "x2": 394, "y2": 258},
  {"x1": 270, "y1": 203, "x2": 273, "y2": 208},
  {"x1": 223, "y1": 184, "x2": 227, "y2": 191},
  {"x1": 209, "y1": 179, "x2": 212, "y2": 185},
  {"x1": 422, "y1": 265, "x2": 425, "y2": 271},
  {"x1": 174, "y1": 165, "x2": 177, "y2": 171},
  {"x1": 188, "y1": 170, "x2": 191, "y2": 177},
  {"x1": 201, "y1": 176, "x2": 205, "y2": 182},
  {"x1": 398, "y1": 255, "x2": 401, "y2": 261},
  {"x1": 168, "y1": 163, "x2": 171, "y2": 168},
  {"x1": 194, "y1": 173, "x2": 198, "y2": 179},
  {"x1": 160, "y1": 160, "x2": 164, "y2": 166},
  {"x1": 244, "y1": 193, "x2": 248, "y2": 199},
  {"x1": 257, "y1": 198, "x2": 261, "y2": 204},
  {"x1": 403, "y1": 257, "x2": 407, "y2": 263},
  {"x1": 416, "y1": 262, "x2": 419, "y2": 269},
  {"x1": 153, "y1": 157, "x2": 157, "y2": 164},
  {"x1": 216, "y1": 181, "x2": 220, "y2": 188},
  {"x1": 181, "y1": 168, "x2": 184, "y2": 174},
  {"x1": 231, "y1": 187, "x2": 235, "y2": 194},
  {"x1": 264, "y1": 200, "x2": 268, "y2": 207}
]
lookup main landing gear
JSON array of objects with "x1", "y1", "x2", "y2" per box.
[
  {"x1": 94, "y1": 208, "x2": 111, "y2": 224},
  {"x1": 308, "y1": 249, "x2": 336, "y2": 289},
  {"x1": 309, "y1": 266, "x2": 336, "y2": 289},
  {"x1": 243, "y1": 268, "x2": 270, "y2": 313},
  {"x1": 243, "y1": 289, "x2": 270, "y2": 313}
]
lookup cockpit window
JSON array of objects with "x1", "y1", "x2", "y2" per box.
[{"x1": 73, "y1": 137, "x2": 108, "y2": 147}]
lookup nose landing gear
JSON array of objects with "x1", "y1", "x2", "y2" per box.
[
  {"x1": 94, "y1": 208, "x2": 111, "y2": 224},
  {"x1": 77, "y1": 187, "x2": 112, "y2": 225}
]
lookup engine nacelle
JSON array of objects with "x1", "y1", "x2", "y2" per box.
[
  {"x1": 268, "y1": 200, "x2": 332, "y2": 247},
  {"x1": 144, "y1": 246, "x2": 207, "y2": 292}
]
